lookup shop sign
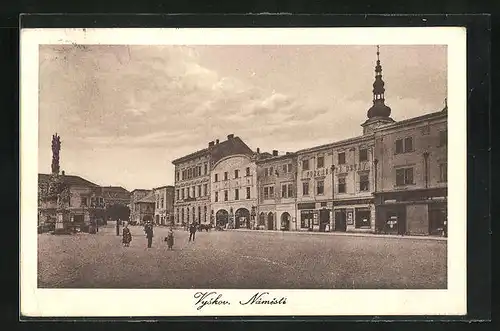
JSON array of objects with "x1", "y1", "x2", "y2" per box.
[
  {"x1": 301, "y1": 168, "x2": 330, "y2": 179},
  {"x1": 335, "y1": 162, "x2": 370, "y2": 174},
  {"x1": 346, "y1": 210, "x2": 354, "y2": 225},
  {"x1": 298, "y1": 203, "x2": 316, "y2": 210}
]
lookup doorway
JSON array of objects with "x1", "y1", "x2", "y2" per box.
[
  {"x1": 267, "y1": 212, "x2": 274, "y2": 230},
  {"x1": 334, "y1": 210, "x2": 347, "y2": 232},
  {"x1": 281, "y1": 212, "x2": 291, "y2": 231}
]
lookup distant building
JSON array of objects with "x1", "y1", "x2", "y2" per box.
[
  {"x1": 172, "y1": 134, "x2": 254, "y2": 226},
  {"x1": 256, "y1": 150, "x2": 297, "y2": 231},
  {"x1": 129, "y1": 189, "x2": 152, "y2": 224},
  {"x1": 153, "y1": 185, "x2": 175, "y2": 225}
]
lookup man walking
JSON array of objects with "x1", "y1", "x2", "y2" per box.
[
  {"x1": 188, "y1": 221, "x2": 197, "y2": 242},
  {"x1": 145, "y1": 221, "x2": 154, "y2": 248}
]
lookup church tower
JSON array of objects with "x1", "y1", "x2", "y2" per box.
[{"x1": 361, "y1": 46, "x2": 395, "y2": 134}]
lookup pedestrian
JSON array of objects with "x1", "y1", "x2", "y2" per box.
[
  {"x1": 122, "y1": 222, "x2": 132, "y2": 247},
  {"x1": 188, "y1": 221, "x2": 197, "y2": 242},
  {"x1": 165, "y1": 226, "x2": 175, "y2": 250},
  {"x1": 145, "y1": 221, "x2": 154, "y2": 248}
]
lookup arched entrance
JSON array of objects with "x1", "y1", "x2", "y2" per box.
[
  {"x1": 216, "y1": 209, "x2": 229, "y2": 227},
  {"x1": 267, "y1": 212, "x2": 274, "y2": 230},
  {"x1": 235, "y1": 208, "x2": 250, "y2": 229},
  {"x1": 281, "y1": 212, "x2": 291, "y2": 231},
  {"x1": 259, "y1": 212, "x2": 265, "y2": 229}
]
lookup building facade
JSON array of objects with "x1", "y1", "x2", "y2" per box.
[
  {"x1": 129, "y1": 189, "x2": 151, "y2": 224},
  {"x1": 38, "y1": 172, "x2": 106, "y2": 229},
  {"x1": 373, "y1": 110, "x2": 448, "y2": 236},
  {"x1": 211, "y1": 154, "x2": 258, "y2": 229},
  {"x1": 153, "y1": 185, "x2": 175, "y2": 225},
  {"x1": 256, "y1": 151, "x2": 297, "y2": 231},
  {"x1": 172, "y1": 134, "x2": 254, "y2": 226}
]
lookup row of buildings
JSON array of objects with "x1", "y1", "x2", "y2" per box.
[{"x1": 171, "y1": 49, "x2": 448, "y2": 236}]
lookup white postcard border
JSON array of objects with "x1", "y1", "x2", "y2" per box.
[{"x1": 20, "y1": 27, "x2": 467, "y2": 317}]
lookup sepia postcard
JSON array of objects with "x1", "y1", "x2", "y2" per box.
[{"x1": 20, "y1": 27, "x2": 467, "y2": 317}]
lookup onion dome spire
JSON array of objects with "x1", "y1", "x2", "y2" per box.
[{"x1": 367, "y1": 45, "x2": 392, "y2": 119}]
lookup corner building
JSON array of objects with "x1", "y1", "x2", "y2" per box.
[
  {"x1": 373, "y1": 109, "x2": 447, "y2": 235},
  {"x1": 172, "y1": 134, "x2": 254, "y2": 226}
]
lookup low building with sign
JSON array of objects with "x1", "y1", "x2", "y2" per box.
[
  {"x1": 256, "y1": 150, "x2": 297, "y2": 231},
  {"x1": 373, "y1": 108, "x2": 447, "y2": 236}
]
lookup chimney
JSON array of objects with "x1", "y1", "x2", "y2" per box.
[
  {"x1": 208, "y1": 141, "x2": 214, "y2": 147},
  {"x1": 216, "y1": 139, "x2": 220, "y2": 144},
  {"x1": 286, "y1": 152, "x2": 290, "y2": 155},
  {"x1": 61, "y1": 170, "x2": 65, "y2": 176},
  {"x1": 272, "y1": 150, "x2": 278, "y2": 156},
  {"x1": 256, "y1": 148, "x2": 260, "y2": 154},
  {"x1": 227, "y1": 134, "x2": 234, "y2": 140}
]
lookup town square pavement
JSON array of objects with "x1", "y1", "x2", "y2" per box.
[{"x1": 38, "y1": 222, "x2": 447, "y2": 289}]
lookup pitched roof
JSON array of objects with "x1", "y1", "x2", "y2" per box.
[
  {"x1": 137, "y1": 192, "x2": 156, "y2": 204},
  {"x1": 102, "y1": 186, "x2": 130, "y2": 194},
  {"x1": 38, "y1": 173, "x2": 99, "y2": 187},
  {"x1": 172, "y1": 135, "x2": 254, "y2": 165}
]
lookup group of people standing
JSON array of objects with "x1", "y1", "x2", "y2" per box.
[{"x1": 120, "y1": 220, "x2": 200, "y2": 249}]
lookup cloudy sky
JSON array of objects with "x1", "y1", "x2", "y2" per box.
[{"x1": 38, "y1": 44, "x2": 447, "y2": 191}]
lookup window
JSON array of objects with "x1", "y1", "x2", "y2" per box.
[
  {"x1": 198, "y1": 185, "x2": 202, "y2": 197},
  {"x1": 181, "y1": 188, "x2": 185, "y2": 199},
  {"x1": 404, "y1": 137, "x2": 413, "y2": 152},
  {"x1": 235, "y1": 189, "x2": 239, "y2": 200},
  {"x1": 338, "y1": 152, "x2": 346, "y2": 164},
  {"x1": 287, "y1": 184, "x2": 293, "y2": 198},
  {"x1": 395, "y1": 137, "x2": 414, "y2": 154},
  {"x1": 81, "y1": 197, "x2": 87, "y2": 207},
  {"x1": 224, "y1": 172, "x2": 228, "y2": 181},
  {"x1": 281, "y1": 184, "x2": 293, "y2": 198},
  {"x1": 192, "y1": 186, "x2": 196, "y2": 198},
  {"x1": 269, "y1": 167, "x2": 274, "y2": 176},
  {"x1": 246, "y1": 167, "x2": 250, "y2": 176},
  {"x1": 246, "y1": 187, "x2": 251, "y2": 199},
  {"x1": 198, "y1": 206, "x2": 201, "y2": 220},
  {"x1": 204, "y1": 163, "x2": 208, "y2": 175},
  {"x1": 215, "y1": 192, "x2": 218, "y2": 202},
  {"x1": 355, "y1": 209, "x2": 371, "y2": 229},
  {"x1": 269, "y1": 186, "x2": 274, "y2": 198},
  {"x1": 281, "y1": 184, "x2": 287, "y2": 198},
  {"x1": 214, "y1": 174, "x2": 219, "y2": 182},
  {"x1": 359, "y1": 174, "x2": 369, "y2": 191},
  {"x1": 338, "y1": 177, "x2": 346, "y2": 193},
  {"x1": 161, "y1": 198, "x2": 164, "y2": 209},
  {"x1": 176, "y1": 172, "x2": 180, "y2": 181},
  {"x1": 224, "y1": 190, "x2": 228, "y2": 201},
  {"x1": 176, "y1": 189, "x2": 179, "y2": 200},
  {"x1": 302, "y1": 182, "x2": 309, "y2": 195},
  {"x1": 439, "y1": 130, "x2": 447, "y2": 147},
  {"x1": 396, "y1": 167, "x2": 414, "y2": 186},
  {"x1": 439, "y1": 163, "x2": 447, "y2": 182},
  {"x1": 317, "y1": 156, "x2": 324, "y2": 168},
  {"x1": 287, "y1": 164, "x2": 292, "y2": 173},
  {"x1": 264, "y1": 168, "x2": 268, "y2": 176},
  {"x1": 203, "y1": 184, "x2": 208, "y2": 196},
  {"x1": 264, "y1": 187, "x2": 269, "y2": 200},
  {"x1": 359, "y1": 148, "x2": 368, "y2": 162},
  {"x1": 317, "y1": 180, "x2": 324, "y2": 195},
  {"x1": 302, "y1": 159, "x2": 310, "y2": 170},
  {"x1": 282, "y1": 164, "x2": 287, "y2": 173},
  {"x1": 234, "y1": 169, "x2": 239, "y2": 178}
]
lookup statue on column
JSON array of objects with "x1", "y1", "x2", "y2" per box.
[{"x1": 51, "y1": 133, "x2": 61, "y2": 175}]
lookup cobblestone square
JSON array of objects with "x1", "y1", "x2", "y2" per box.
[{"x1": 38, "y1": 223, "x2": 447, "y2": 289}]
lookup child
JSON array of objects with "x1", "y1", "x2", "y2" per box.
[
  {"x1": 122, "y1": 222, "x2": 132, "y2": 247},
  {"x1": 165, "y1": 227, "x2": 174, "y2": 250}
]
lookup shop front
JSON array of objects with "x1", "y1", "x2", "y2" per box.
[
  {"x1": 375, "y1": 188, "x2": 447, "y2": 236},
  {"x1": 333, "y1": 198, "x2": 374, "y2": 233},
  {"x1": 297, "y1": 202, "x2": 331, "y2": 232}
]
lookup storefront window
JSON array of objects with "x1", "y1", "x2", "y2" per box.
[
  {"x1": 300, "y1": 210, "x2": 313, "y2": 229},
  {"x1": 355, "y1": 208, "x2": 371, "y2": 228}
]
